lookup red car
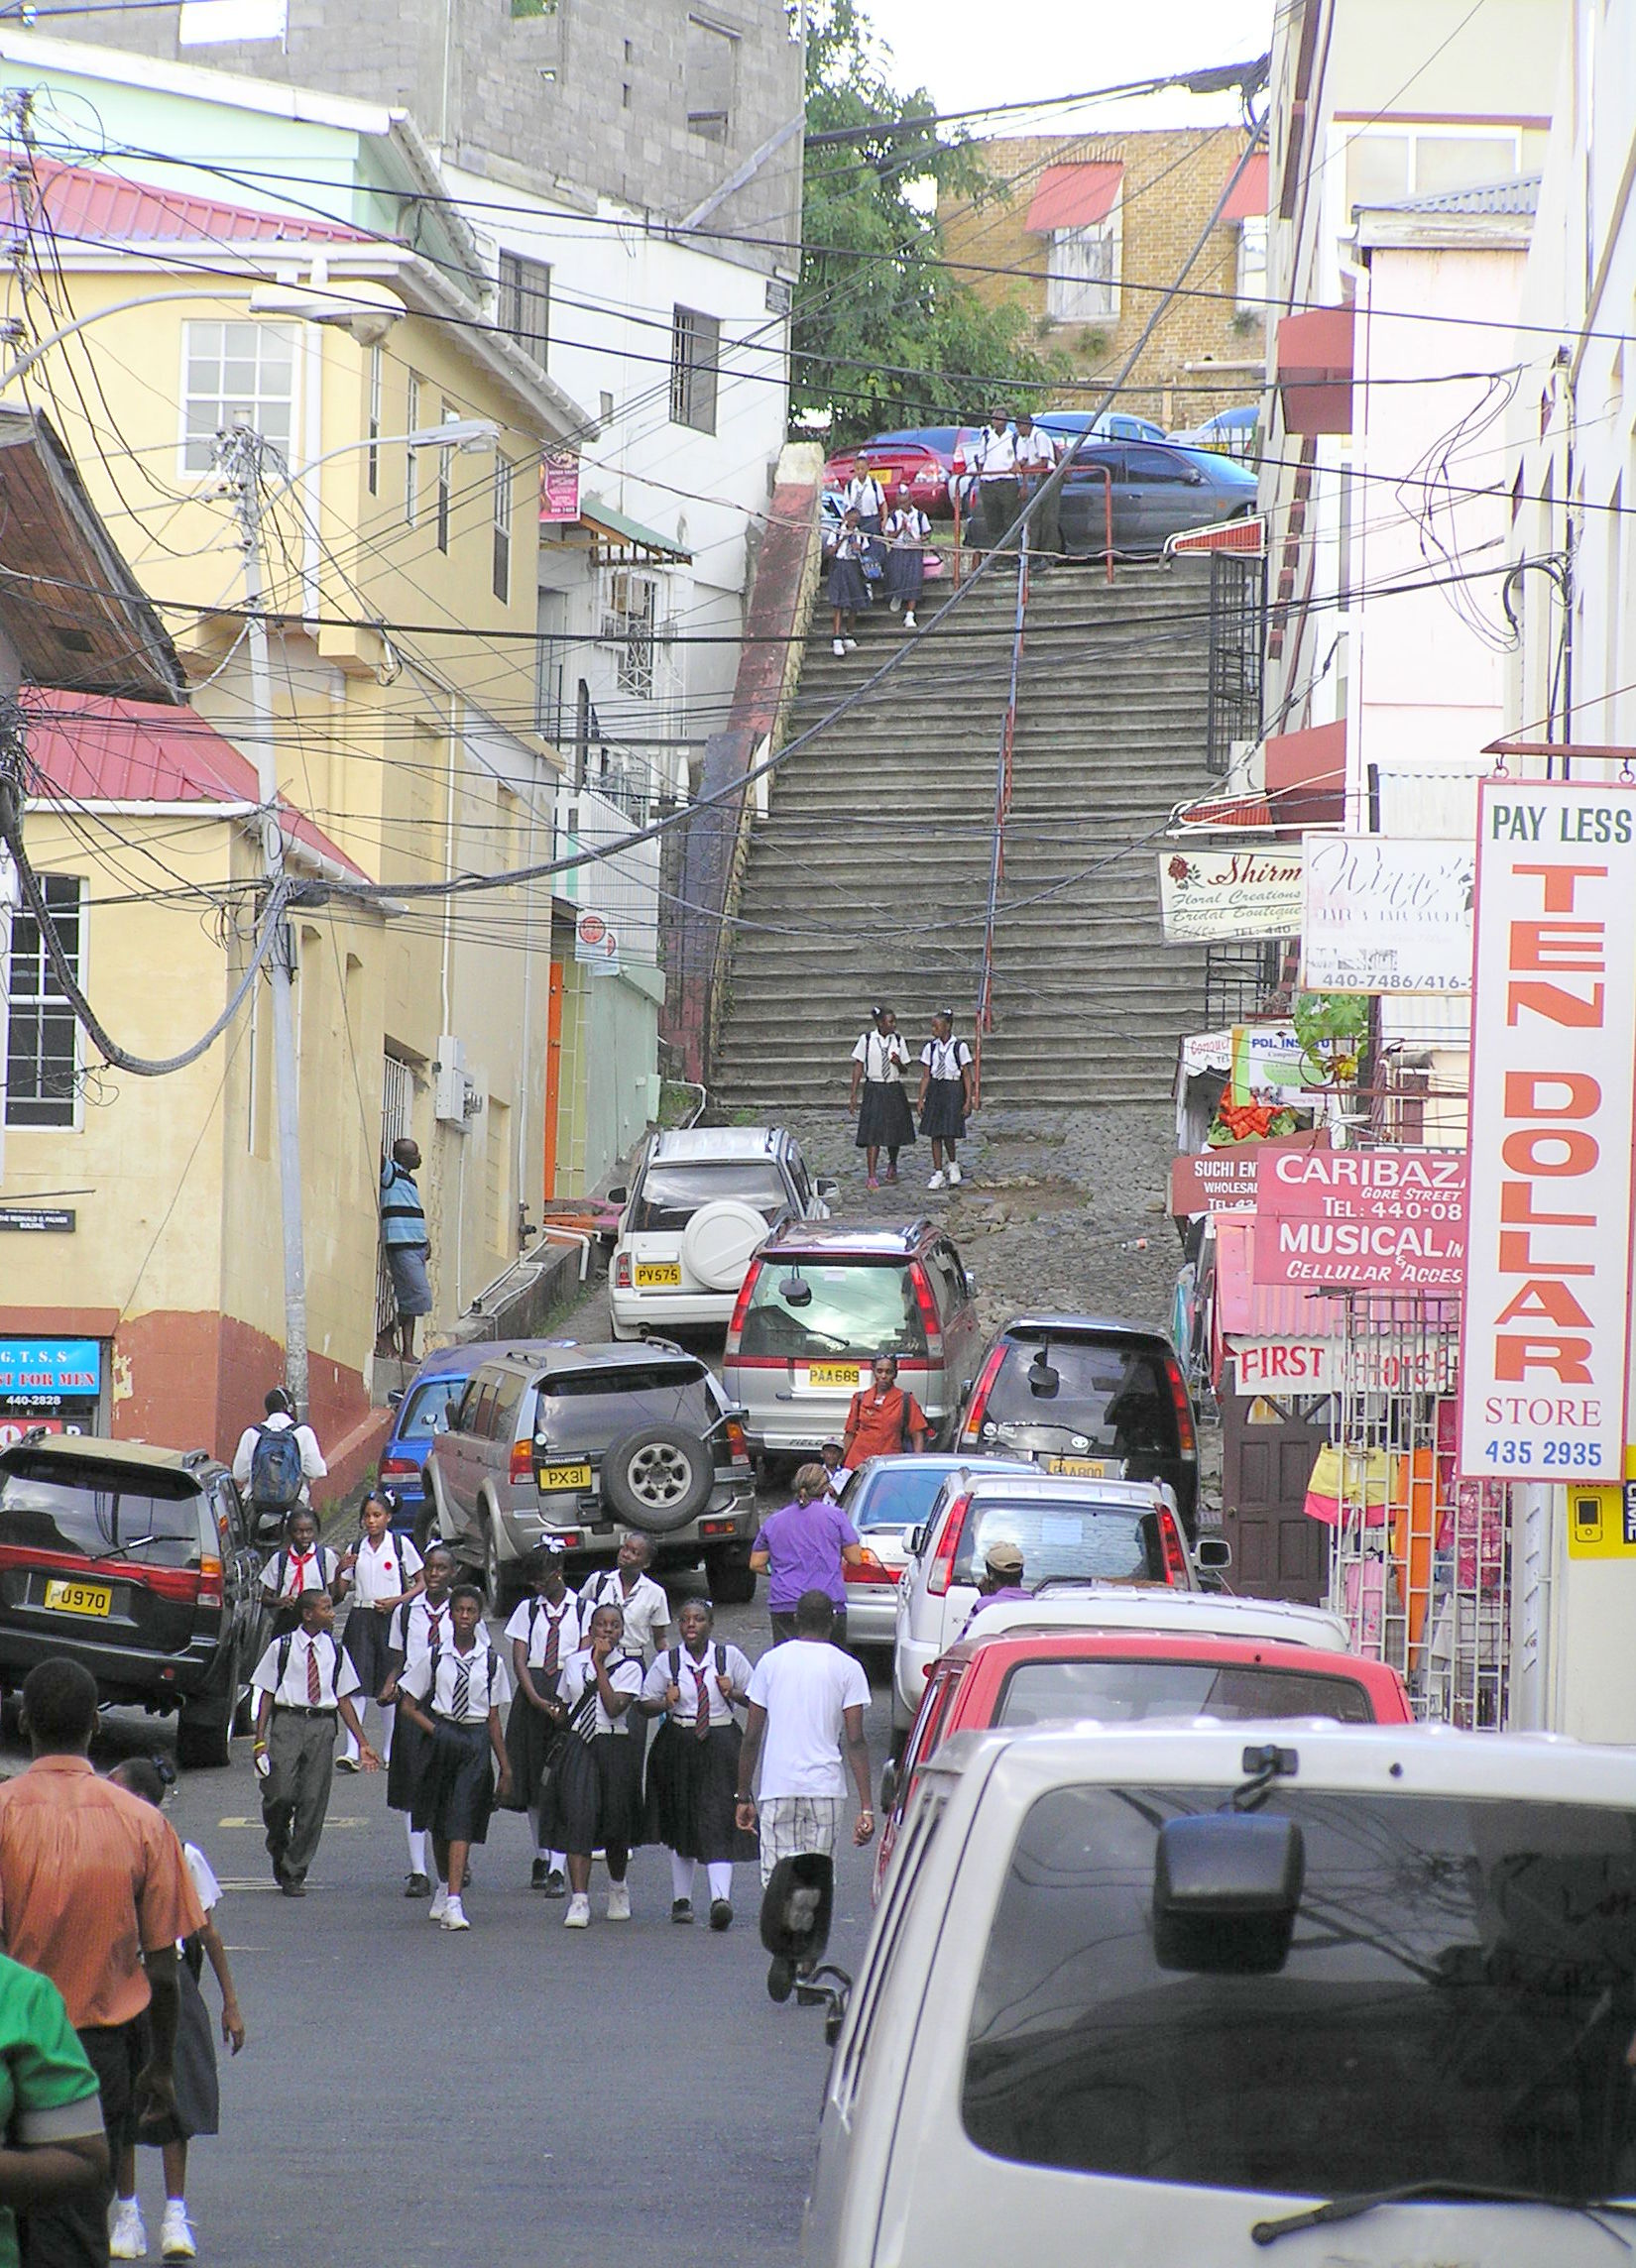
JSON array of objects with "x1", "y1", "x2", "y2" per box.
[
  {"x1": 821, "y1": 425, "x2": 968, "y2": 517},
  {"x1": 875, "y1": 1626, "x2": 1413, "y2": 1899}
]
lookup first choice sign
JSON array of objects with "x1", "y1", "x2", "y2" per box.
[{"x1": 1459, "y1": 782, "x2": 1636, "y2": 1481}]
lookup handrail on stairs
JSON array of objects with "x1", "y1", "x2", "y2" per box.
[{"x1": 973, "y1": 521, "x2": 1030, "y2": 1106}]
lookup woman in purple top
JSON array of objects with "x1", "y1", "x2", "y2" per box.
[{"x1": 750, "y1": 1463, "x2": 865, "y2": 1645}]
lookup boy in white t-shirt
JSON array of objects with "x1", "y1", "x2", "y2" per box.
[{"x1": 736, "y1": 1590, "x2": 874, "y2": 1885}]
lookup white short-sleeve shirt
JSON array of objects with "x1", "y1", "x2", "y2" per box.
[
  {"x1": 643, "y1": 1642, "x2": 755, "y2": 1727},
  {"x1": 577, "y1": 1568, "x2": 670, "y2": 1663},
  {"x1": 1014, "y1": 427, "x2": 1059, "y2": 468},
  {"x1": 746, "y1": 1639, "x2": 870, "y2": 1798},
  {"x1": 558, "y1": 1646, "x2": 644, "y2": 1737},
  {"x1": 504, "y1": 1589, "x2": 587, "y2": 1668},
  {"x1": 250, "y1": 1627, "x2": 362, "y2": 1708},
  {"x1": 398, "y1": 1642, "x2": 512, "y2": 1722},
  {"x1": 852, "y1": 1030, "x2": 910, "y2": 1084},
  {"x1": 390, "y1": 1593, "x2": 457, "y2": 1665},
  {"x1": 975, "y1": 426, "x2": 1017, "y2": 477},
  {"x1": 183, "y1": 1843, "x2": 221, "y2": 1917},
  {"x1": 920, "y1": 1035, "x2": 973, "y2": 1080},
  {"x1": 350, "y1": 1531, "x2": 422, "y2": 1607},
  {"x1": 261, "y1": 1543, "x2": 340, "y2": 1602}
]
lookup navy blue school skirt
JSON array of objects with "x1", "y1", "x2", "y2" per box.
[
  {"x1": 410, "y1": 1718, "x2": 498, "y2": 1845},
  {"x1": 920, "y1": 1076, "x2": 967, "y2": 1140},
  {"x1": 555, "y1": 1728, "x2": 643, "y2": 1855},
  {"x1": 828, "y1": 555, "x2": 868, "y2": 610},
  {"x1": 642, "y1": 1720, "x2": 758, "y2": 1864}
]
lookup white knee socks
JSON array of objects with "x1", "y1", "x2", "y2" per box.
[
  {"x1": 670, "y1": 1852, "x2": 695, "y2": 1903},
  {"x1": 407, "y1": 1824, "x2": 428, "y2": 1876},
  {"x1": 706, "y1": 1863, "x2": 733, "y2": 1902}
]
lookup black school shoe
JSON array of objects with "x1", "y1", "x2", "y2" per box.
[
  {"x1": 710, "y1": 1900, "x2": 733, "y2": 1932},
  {"x1": 671, "y1": 1897, "x2": 694, "y2": 1924},
  {"x1": 530, "y1": 1858, "x2": 550, "y2": 1889},
  {"x1": 404, "y1": 1871, "x2": 431, "y2": 1898},
  {"x1": 542, "y1": 1869, "x2": 567, "y2": 1899},
  {"x1": 281, "y1": 1875, "x2": 306, "y2": 1898}
]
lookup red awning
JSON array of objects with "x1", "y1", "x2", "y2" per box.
[
  {"x1": 1264, "y1": 719, "x2": 1346, "y2": 829},
  {"x1": 1221, "y1": 152, "x2": 1269, "y2": 225},
  {"x1": 1024, "y1": 162, "x2": 1124, "y2": 236}
]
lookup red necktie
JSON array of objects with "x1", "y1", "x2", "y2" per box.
[
  {"x1": 291, "y1": 1549, "x2": 313, "y2": 1597},
  {"x1": 306, "y1": 1637, "x2": 321, "y2": 1704},
  {"x1": 692, "y1": 1664, "x2": 711, "y2": 1743},
  {"x1": 543, "y1": 1608, "x2": 562, "y2": 1677}
]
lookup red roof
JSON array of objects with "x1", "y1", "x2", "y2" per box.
[
  {"x1": 3, "y1": 157, "x2": 370, "y2": 248},
  {"x1": 1221, "y1": 151, "x2": 1269, "y2": 226},
  {"x1": 1213, "y1": 1214, "x2": 1350, "y2": 1339},
  {"x1": 23, "y1": 687, "x2": 367, "y2": 878},
  {"x1": 1024, "y1": 162, "x2": 1124, "y2": 235}
]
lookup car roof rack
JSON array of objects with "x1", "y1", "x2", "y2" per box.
[{"x1": 181, "y1": 1448, "x2": 213, "y2": 1468}]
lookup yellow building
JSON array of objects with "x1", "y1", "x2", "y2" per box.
[{"x1": 0, "y1": 153, "x2": 594, "y2": 1486}]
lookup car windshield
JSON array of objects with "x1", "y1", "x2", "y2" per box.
[
  {"x1": 739, "y1": 1261, "x2": 927, "y2": 1362},
  {"x1": 0, "y1": 1458, "x2": 205, "y2": 1569},
  {"x1": 533, "y1": 1362, "x2": 716, "y2": 1449},
  {"x1": 630, "y1": 1162, "x2": 788, "y2": 1234},
  {"x1": 851, "y1": 1463, "x2": 961, "y2": 1532},
  {"x1": 985, "y1": 1340, "x2": 1178, "y2": 1457},
  {"x1": 954, "y1": 1497, "x2": 1166, "y2": 1587},
  {"x1": 995, "y1": 1658, "x2": 1376, "y2": 1728},
  {"x1": 398, "y1": 1378, "x2": 467, "y2": 1442},
  {"x1": 965, "y1": 1786, "x2": 1636, "y2": 2201}
]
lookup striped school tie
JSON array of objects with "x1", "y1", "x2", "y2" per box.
[
  {"x1": 571, "y1": 1672, "x2": 602, "y2": 1741},
  {"x1": 692, "y1": 1665, "x2": 711, "y2": 1744},
  {"x1": 451, "y1": 1654, "x2": 471, "y2": 1721}
]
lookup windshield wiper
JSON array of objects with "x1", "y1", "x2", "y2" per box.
[
  {"x1": 1252, "y1": 2181, "x2": 1636, "y2": 2248},
  {"x1": 91, "y1": 1534, "x2": 162, "y2": 1563}
]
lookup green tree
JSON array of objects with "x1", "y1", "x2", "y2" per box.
[{"x1": 795, "y1": 0, "x2": 1065, "y2": 443}]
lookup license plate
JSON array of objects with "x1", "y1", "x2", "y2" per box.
[
  {"x1": 1046, "y1": 1457, "x2": 1115, "y2": 1478},
  {"x1": 535, "y1": 1461, "x2": 594, "y2": 1492},
  {"x1": 802, "y1": 1363, "x2": 861, "y2": 1392},
  {"x1": 634, "y1": 1262, "x2": 682, "y2": 1288},
  {"x1": 44, "y1": 1579, "x2": 112, "y2": 1617}
]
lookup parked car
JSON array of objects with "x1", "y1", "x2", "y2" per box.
[
  {"x1": 377, "y1": 1341, "x2": 505, "y2": 1534},
  {"x1": 1057, "y1": 440, "x2": 1257, "y2": 557},
  {"x1": 891, "y1": 1469, "x2": 1216, "y2": 1733},
  {"x1": 876, "y1": 1623, "x2": 1413, "y2": 1894},
  {"x1": 1167, "y1": 400, "x2": 1261, "y2": 458},
  {"x1": 1036, "y1": 407, "x2": 1168, "y2": 448},
  {"x1": 0, "y1": 1433, "x2": 266, "y2": 1767},
  {"x1": 822, "y1": 428, "x2": 964, "y2": 516},
  {"x1": 609, "y1": 1126, "x2": 836, "y2": 1341},
  {"x1": 956, "y1": 1314, "x2": 1201, "y2": 1534},
  {"x1": 784, "y1": 1719, "x2": 1636, "y2": 2266},
  {"x1": 420, "y1": 1340, "x2": 757, "y2": 1606},
  {"x1": 723, "y1": 1219, "x2": 983, "y2": 1467},
  {"x1": 837, "y1": 1453, "x2": 1036, "y2": 1647}
]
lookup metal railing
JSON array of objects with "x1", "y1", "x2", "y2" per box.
[{"x1": 973, "y1": 523, "x2": 1030, "y2": 1102}]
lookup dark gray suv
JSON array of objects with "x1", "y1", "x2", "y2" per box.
[{"x1": 420, "y1": 1340, "x2": 758, "y2": 1607}]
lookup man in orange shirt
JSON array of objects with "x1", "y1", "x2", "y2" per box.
[
  {"x1": 840, "y1": 1354, "x2": 929, "y2": 1470},
  {"x1": 0, "y1": 1658, "x2": 203, "y2": 2267}
]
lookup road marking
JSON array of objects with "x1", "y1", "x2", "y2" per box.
[{"x1": 218, "y1": 1816, "x2": 368, "y2": 1829}]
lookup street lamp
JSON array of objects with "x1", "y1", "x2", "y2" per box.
[{"x1": 246, "y1": 283, "x2": 405, "y2": 348}]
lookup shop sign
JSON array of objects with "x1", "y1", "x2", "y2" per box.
[
  {"x1": 1254, "y1": 1149, "x2": 1466, "y2": 1290},
  {"x1": 1301, "y1": 835, "x2": 1474, "y2": 993},
  {"x1": 1159, "y1": 849, "x2": 1304, "y2": 944},
  {"x1": 0, "y1": 1417, "x2": 80, "y2": 1449},
  {"x1": 1169, "y1": 1131, "x2": 1332, "y2": 1216},
  {"x1": 1231, "y1": 1338, "x2": 1456, "y2": 1396},
  {"x1": 541, "y1": 449, "x2": 581, "y2": 523},
  {"x1": 0, "y1": 1207, "x2": 74, "y2": 1233},
  {"x1": 0, "y1": 1340, "x2": 100, "y2": 1395},
  {"x1": 1567, "y1": 1449, "x2": 1636, "y2": 1557},
  {"x1": 573, "y1": 909, "x2": 619, "y2": 973},
  {"x1": 1459, "y1": 780, "x2": 1636, "y2": 1480},
  {"x1": 1178, "y1": 1030, "x2": 1234, "y2": 1077},
  {"x1": 1233, "y1": 1340, "x2": 1342, "y2": 1392}
]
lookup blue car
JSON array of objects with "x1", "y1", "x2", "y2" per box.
[{"x1": 376, "y1": 1344, "x2": 495, "y2": 1533}]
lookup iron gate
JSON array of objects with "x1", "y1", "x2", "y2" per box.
[{"x1": 1206, "y1": 552, "x2": 1265, "y2": 776}]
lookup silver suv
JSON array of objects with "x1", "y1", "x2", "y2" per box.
[{"x1": 420, "y1": 1340, "x2": 757, "y2": 1607}]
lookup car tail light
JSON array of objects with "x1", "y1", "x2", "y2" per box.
[
  {"x1": 1157, "y1": 1508, "x2": 1189, "y2": 1586},
  {"x1": 613, "y1": 1250, "x2": 633, "y2": 1291},
  {"x1": 1165, "y1": 1356, "x2": 1197, "y2": 1455},
  {"x1": 961, "y1": 1344, "x2": 1007, "y2": 1445},
  {"x1": 725, "y1": 1262, "x2": 760, "y2": 1359},
  {"x1": 846, "y1": 1548, "x2": 899, "y2": 1587},
  {"x1": 197, "y1": 1551, "x2": 223, "y2": 1609},
  {"x1": 134, "y1": 1565, "x2": 204, "y2": 1605},
  {"x1": 908, "y1": 1262, "x2": 943, "y2": 1359},
  {"x1": 725, "y1": 1418, "x2": 749, "y2": 1461},
  {"x1": 509, "y1": 1439, "x2": 533, "y2": 1485},
  {"x1": 553, "y1": 1531, "x2": 584, "y2": 1550},
  {"x1": 379, "y1": 1454, "x2": 416, "y2": 1479},
  {"x1": 926, "y1": 1493, "x2": 971, "y2": 1595}
]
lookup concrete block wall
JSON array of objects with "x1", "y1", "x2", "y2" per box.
[{"x1": 939, "y1": 130, "x2": 1267, "y2": 429}]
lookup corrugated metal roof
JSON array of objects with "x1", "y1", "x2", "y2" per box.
[
  {"x1": 1221, "y1": 152, "x2": 1269, "y2": 225},
  {"x1": 1024, "y1": 163, "x2": 1124, "y2": 236},
  {"x1": 1214, "y1": 1214, "x2": 1351, "y2": 1339},
  {"x1": 1373, "y1": 173, "x2": 1542, "y2": 219},
  {"x1": 1, "y1": 157, "x2": 371, "y2": 247},
  {"x1": 22, "y1": 686, "x2": 367, "y2": 877}
]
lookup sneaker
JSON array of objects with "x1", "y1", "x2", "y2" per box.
[
  {"x1": 671, "y1": 1897, "x2": 694, "y2": 1924},
  {"x1": 404, "y1": 1871, "x2": 431, "y2": 1898},
  {"x1": 543, "y1": 1868, "x2": 567, "y2": 1900},
  {"x1": 440, "y1": 1896, "x2": 471, "y2": 1932},
  {"x1": 110, "y1": 2200, "x2": 146, "y2": 2260},
  {"x1": 160, "y1": 2203, "x2": 197, "y2": 2261},
  {"x1": 530, "y1": 1858, "x2": 550, "y2": 1890},
  {"x1": 947, "y1": 1160, "x2": 963, "y2": 1185},
  {"x1": 928, "y1": 1170, "x2": 947, "y2": 1191},
  {"x1": 903, "y1": 612, "x2": 917, "y2": 629},
  {"x1": 888, "y1": 596, "x2": 901, "y2": 613},
  {"x1": 832, "y1": 637, "x2": 845, "y2": 657},
  {"x1": 564, "y1": 1893, "x2": 591, "y2": 1928},
  {"x1": 606, "y1": 1882, "x2": 632, "y2": 1922},
  {"x1": 428, "y1": 1883, "x2": 450, "y2": 1923},
  {"x1": 710, "y1": 1898, "x2": 734, "y2": 1932},
  {"x1": 280, "y1": 1875, "x2": 305, "y2": 1897},
  {"x1": 843, "y1": 636, "x2": 859, "y2": 651},
  {"x1": 335, "y1": 1754, "x2": 360, "y2": 1772}
]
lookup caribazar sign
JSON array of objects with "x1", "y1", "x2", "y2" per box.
[{"x1": 1253, "y1": 1148, "x2": 1466, "y2": 1291}]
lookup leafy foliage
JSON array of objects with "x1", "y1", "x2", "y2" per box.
[{"x1": 794, "y1": 0, "x2": 1067, "y2": 443}]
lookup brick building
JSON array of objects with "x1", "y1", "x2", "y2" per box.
[{"x1": 938, "y1": 131, "x2": 1267, "y2": 429}]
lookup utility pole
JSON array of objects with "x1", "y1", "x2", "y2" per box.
[{"x1": 217, "y1": 424, "x2": 310, "y2": 1420}]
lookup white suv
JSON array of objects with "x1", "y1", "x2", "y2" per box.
[{"x1": 608, "y1": 1127, "x2": 835, "y2": 1340}]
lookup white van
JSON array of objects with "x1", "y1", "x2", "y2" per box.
[{"x1": 785, "y1": 1720, "x2": 1636, "y2": 2265}]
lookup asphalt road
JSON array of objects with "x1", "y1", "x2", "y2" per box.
[{"x1": 0, "y1": 1288, "x2": 889, "y2": 2267}]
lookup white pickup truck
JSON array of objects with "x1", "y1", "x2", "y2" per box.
[{"x1": 775, "y1": 1720, "x2": 1636, "y2": 2266}]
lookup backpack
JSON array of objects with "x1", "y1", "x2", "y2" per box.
[
  {"x1": 667, "y1": 1643, "x2": 736, "y2": 1722},
  {"x1": 251, "y1": 1422, "x2": 305, "y2": 1511},
  {"x1": 273, "y1": 1628, "x2": 342, "y2": 1696}
]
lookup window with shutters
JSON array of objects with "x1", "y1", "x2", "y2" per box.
[
  {"x1": 497, "y1": 251, "x2": 550, "y2": 367},
  {"x1": 1046, "y1": 211, "x2": 1121, "y2": 322},
  {"x1": 670, "y1": 306, "x2": 721, "y2": 432},
  {"x1": 5, "y1": 875, "x2": 82, "y2": 1128}
]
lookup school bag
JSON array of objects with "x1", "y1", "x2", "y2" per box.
[
  {"x1": 250, "y1": 1422, "x2": 305, "y2": 1511},
  {"x1": 272, "y1": 1628, "x2": 343, "y2": 1697},
  {"x1": 667, "y1": 1643, "x2": 739, "y2": 1726}
]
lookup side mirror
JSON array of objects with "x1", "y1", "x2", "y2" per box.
[
  {"x1": 816, "y1": 1178, "x2": 840, "y2": 1202},
  {"x1": 386, "y1": 1388, "x2": 405, "y2": 1410},
  {"x1": 1194, "y1": 1535, "x2": 1232, "y2": 1573},
  {"x1": 879, "y1": 1757, "x2": 900, "y2": 1814},
  {"x1": 607, "y1": 1185, "x2": 628, "y2": 1207},
  {"x1": 908, "y1": 1523, "x2": 927, "y2": 1558},
  {"x1": 760, "y1": 1853, "x2": 834, "y2": 2002}
]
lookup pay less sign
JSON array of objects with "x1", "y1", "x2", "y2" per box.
[{"x1": 1459, "y1": 781, "x2": 1636, "y2": 1481}]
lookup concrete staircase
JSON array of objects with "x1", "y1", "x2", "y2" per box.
[{"x1": 712, "y1": 556, "x2": 1216, "y2": 1112}]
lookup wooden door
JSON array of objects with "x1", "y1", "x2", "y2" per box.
[{"x1": 1221, "y1": 1386, "x2": 1331, "y2": 1604}]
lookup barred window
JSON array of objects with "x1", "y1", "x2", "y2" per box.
[
  {"x1": 5, "y1": 875, "x2": 81, "y2": 1128},
  {"x1": 670, "y1": 306, "x2": 721, "y2": 433},
  {"x1": 497, "y1": 252, "x2": 551, "y2": 368}
]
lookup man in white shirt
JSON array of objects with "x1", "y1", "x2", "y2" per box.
[
  {"x1": 1013, "y1": 411, "x2": 1061, "y2": 565},
  {"x1": 232, "y1": 1388, "x2": 327, "y2": 1543},
  {"x1": 250, "y1": 1590, "x2": 378, "y2": 1896},
  {"x1": 736, "y1": 1590, "x2": 873, "y2": 1885}
]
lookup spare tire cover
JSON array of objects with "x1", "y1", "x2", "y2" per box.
[
  {"x1": 601, "y1": 1423, "x2": 716, "y2": 1532},
  {"x1": 682, "y1": 1199, "x2": 769, "y2": 1293}
]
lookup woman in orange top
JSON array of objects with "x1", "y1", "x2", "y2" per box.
[{"x1": 841, "y1": 1354, "x2": 929, "y2": 1469}]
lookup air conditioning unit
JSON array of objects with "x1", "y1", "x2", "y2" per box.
[{"x1": 433, "y1": 1036, "x2": 485, "y2": 1129}]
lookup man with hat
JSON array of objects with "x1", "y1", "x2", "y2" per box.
[{"x1": 963, "y1": 1540, "x2": 1030, "y2": 1630}]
